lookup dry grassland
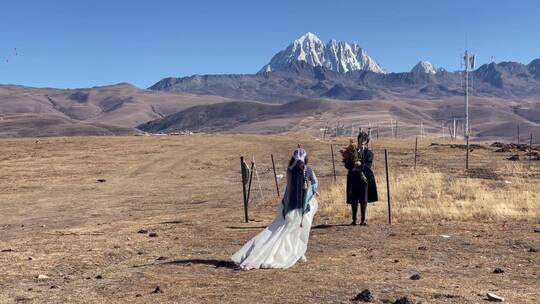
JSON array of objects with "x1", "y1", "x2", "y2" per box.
[{"x1": 0, "y1": 134, "x2": 538, "y2": 303}]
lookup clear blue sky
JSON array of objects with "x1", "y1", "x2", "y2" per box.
[{"x1": 1, "y1": 0, "x2": 539, "y2": 89}]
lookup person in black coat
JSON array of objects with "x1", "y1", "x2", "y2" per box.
[{"x1": 344, "y1": 131, "x2": 378, "y2": 225}]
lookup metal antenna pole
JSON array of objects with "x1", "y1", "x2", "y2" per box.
[
  {"x1": 465, "y1": 51, "x2": 469, "y2": 140},
  {"x1": 463, "y1": 50, "x2": 474, "y2": 170}
]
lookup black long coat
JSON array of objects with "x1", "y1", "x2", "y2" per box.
[{"x1": 344, "y1": 148, "x2": 378, "y2": 204}]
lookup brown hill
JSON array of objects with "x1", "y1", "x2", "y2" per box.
[
  {"x1": 138, "y1": 97, "x2": 540, "y2": 140},
  {"x1": 2, "y1": 83, "x2": 538, "y2": 140},
  {"x1": 0, "y1": 83, "x2": 232, "y2": 137}
]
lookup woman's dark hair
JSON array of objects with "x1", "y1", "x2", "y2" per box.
[
  {"x1": 357, "y1": 131, "x2": 370, "y2": 144},
  {"x1": 288, "y1": 157, "x2": 306, "y2": 172}
]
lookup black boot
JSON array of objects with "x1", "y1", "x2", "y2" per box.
[
  {"x1": 360, "y1": 201, "x2": 368, "y2": 226},
  {"x1": 351, "y1": 202, "x2": 358, "y2": 225}
]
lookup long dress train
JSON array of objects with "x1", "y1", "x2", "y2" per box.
[
  {"x1": 231, "y1": 166, "x2": 318, "y2": 270},
  {"x1": 231, "y1": 198, "x2": 318, "y2": 270}
]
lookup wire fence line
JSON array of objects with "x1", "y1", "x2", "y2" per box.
[
  {"x1": 240, "y1": 135, "x2": 539, "y2": 205},
  {"x1": 319, "y1": 120, "x2": 540, "y2": 143}
]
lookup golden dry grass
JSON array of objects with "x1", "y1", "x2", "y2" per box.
[{"x1": 318, "y1": 165, "x2": 540, "y2": 222}]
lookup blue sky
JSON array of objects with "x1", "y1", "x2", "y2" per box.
[{"x1": 1, "y1": 0, "x2": 539, "y2": 89}]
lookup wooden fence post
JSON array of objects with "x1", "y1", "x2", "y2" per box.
[
  {"x1": 240, "y1": 157, "x2": 250, "y2": 223},
  {"x1": 271, "y1": 154, "x2": 280, "y2": 197},
  {"x1": 529, "y1": 133, "x2": 533, "y2": 169},
  {"x1": 385, "y1": 149, "x2": 391, "y2": 225},
  {"x1": 465, "y1": 135, "x2": 470, "y2": 170},
  {"x1": 517, "y1": 124, "x2": 520, "y2": 144},
  {"x1": 245, "y1": 161, "x2": 255, "y2": 222},
  {"x1": 331, "y1": 144, "x2": 337, "y2": 182},
  {"x1": 414, "y1": 137, "x2": 418, "y2": 170}
]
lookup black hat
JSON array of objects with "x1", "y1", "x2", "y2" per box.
[{"x1": 357, "y1": 131, "x2": 370, "y2": 144}]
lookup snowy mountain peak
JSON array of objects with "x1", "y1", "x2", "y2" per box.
[
  {"x1": 259, "y1": 32, "x2": 385, "y2": 74},
  {"x1": 411, "y1": 61, "x2": 437, "y2": 75},
  {"x1": 297, "y1": 32, "x2": 321, "y2": 42}
]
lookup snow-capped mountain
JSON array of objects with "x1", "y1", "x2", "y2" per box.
[
  {"x1": 411, "y1": 61, "x2": 437, "y2": 75},
  {"x1": 259, "y1": 32, "x2": 385, "y2": 74}
]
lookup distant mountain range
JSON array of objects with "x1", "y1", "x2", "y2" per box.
[
  {"x1": 150, "y1": 32, "x2": 540, "y2": 102},
  {"x1": 1, "y1": 32, "x2": 540, "y2": 139}
]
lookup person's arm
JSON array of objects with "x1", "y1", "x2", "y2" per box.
[
  {"x1": 308, "y1": 168, "x2": 318, "y2": 194},
  {"x1": 358, "y1": 150, "x2": 373, "y2": 170},
  {"x1": 344, "y1": 159, "x2": 355, "y2": 170}
]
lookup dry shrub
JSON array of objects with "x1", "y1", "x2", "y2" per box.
[{"x1": 317, "y1": 168, "x2": 539, "y2": 222}]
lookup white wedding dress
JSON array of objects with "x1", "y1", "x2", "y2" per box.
[{"x1": 232, "y1": 166, "x2": 318, "y2": 270}]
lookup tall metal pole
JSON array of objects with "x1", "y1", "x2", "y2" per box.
[
  {"x1": 465, "y1": 51, "x2": 470, "y2": 139},
  {"x1": 464, "y1": 51, "x2": 471, "y2": 170}
]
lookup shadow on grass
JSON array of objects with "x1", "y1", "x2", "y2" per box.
[
  {"x1": 159, "y1": 220, "x2": 184, "y2": 224},
  {"x1": 162, "y1": 259, "x2": 238, "y2": 269},
  {"x1": 226, "y1": 225, "x2": 267, "y2": 230},
  {"x1": 312, "y1": 223, "x2": 351, "y2": 229}
]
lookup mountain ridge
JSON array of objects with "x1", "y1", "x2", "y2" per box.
[
  {"x1": 259, "y1": 32, "x2": 385, "y2": 74},
  {"x1": 149, "y1": 59, "x2": 540, "y2": 102},
  {"x1": 149, "y1": 32, "x2": 540, "y2": 102}
]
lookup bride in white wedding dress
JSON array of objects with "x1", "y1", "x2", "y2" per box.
[{"x1": 231, "y1": 148, "x2": 319, "y2": 270}]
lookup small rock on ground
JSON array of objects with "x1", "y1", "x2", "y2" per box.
[
  {"x1": 152, "y1": 286, "x2": 162, "y2": 294},
  {"x1": 393, "y1": 296, "x2": 413, "y2": 304},
  {"x1": 410, "y1": 273, "x2": 421, "y2": 280},
  {"x1": 493, "y1": 268, "x2": 504, "y2": 274},
  {"x1": 486, "y1": 292, "x2": 504, "y2": 302},
  {"x1": 148, "y1": 232, "x2": 158, "y2": 237},
  {"x1": 507, "y1": 155, "x2": 519, "y2": 161},
  {"x1": 351, "y1": 289, "x2": 374, "y2": 302}
]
